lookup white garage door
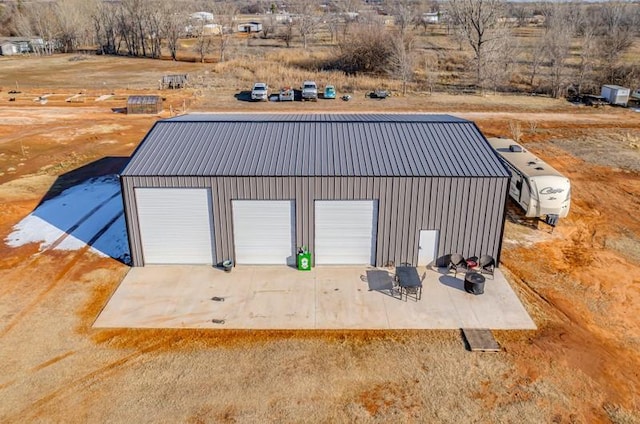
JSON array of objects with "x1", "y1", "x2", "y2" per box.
[
  {"x1": 232, "y1": 200, "x2": 295, "y2": 264},
  {"x1": 135, "y1": 188, "x2": 214, "y2": 264},
  {"x1": 315, "y1": 200, "x2": 378, "y2": 265}
]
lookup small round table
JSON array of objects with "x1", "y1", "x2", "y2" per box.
[{"x1": 464, "y1": 271, "x2": 485, "y2": 295}]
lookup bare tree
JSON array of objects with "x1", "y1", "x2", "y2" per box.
[
  {"x1": 120, "y1": 0, "x2": 149, "y2": 57},
  {"x1": 574, "y1": 21, "x2": 598, "y2": 94},
  {"x1": 387, "y1": 0, "x2": 416, "y2": 38},
  {"x1": 338, "y1": 22, "x2": 393, "y2": 76},
  {"x1": 509, "y1": 4, "x2": 531, "y2": 28},
  {"x1": 413, "y1": 1, "x2": 438, "y2": 34},
  {"x1": 325, "y1": 9, "x2": 340, "y2": 44},
  {"x1": 161, "y1": 4, "x2": 188, "y2": 61},
  {"x1": 446, "y1": 0, "x2": 505, "y2": 89},
  {"x1": 55, "y1": 0, "x2": 94, "y2": 52},
  {"x1": 262, "y1": 14, "x2": 276, "y2": 39},
  {"x1": 421, "y1": 51, "x2": 440, "y2": 93},
  {"x1": 146, "y1": 1, "x2": 165, "y2": 59},
  {"x1": 0, "y1": 3, "x2": 22, "y2": 36},
  {"x1": 541, "y1": 4, "x2": 573, "y2": 98},
  {"x1": 190, "y1": 11, "x2": 215, "y2": 63},
  {"x1": 595, "y1": 2, "x2": 635, "y2": 84},
  {"x1": 15, "y1": 2, "x2": 59, "y2": 55},
  {"x1": 332, "y1": 0, "x2": 360, "y2": 41},
  {"x1": 290, "y1": 0, "x2": 320, "y2": 49},
  {"x1": 482, "y1": 26, "x2": 517, "y2": 92},
  {"x1": 527, "y1": 39, "x2": 545, "y2": 91},
  {"x1": 509, "y1": 120, "x2": 522, "y2": 143},
  {"x1": 210, "y1": 2, "x2": 236, "y2": 62},
  {"x1": 387, "y1": 33, "x2": 415, "y2": 95},
  {"x1": 92, "y1": 0, "x2": 119, "y2": 54},
  {"x1": 278, "y1": 16, "x2": 295, "y2": 48}
]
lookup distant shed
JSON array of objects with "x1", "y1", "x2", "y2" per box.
[
  {"x1": 162, "y1": 74, "x2": 188, "y2": 89},
  {"x1": 127, "y1": 95, "x2": 163, "y2": 114},
  {"x1": 601, "y1": 85, "x2": 630, "y2": 107},
  {"x1": 238, "y1": 22, "x2": 262, "y2": 33},
  {"x1": 1, "y1": 42, "x2": 18, "y2": 56}
]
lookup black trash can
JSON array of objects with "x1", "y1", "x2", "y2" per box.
[{"x1": 464, "y1": 271, "x2": 485, "y2": 295}]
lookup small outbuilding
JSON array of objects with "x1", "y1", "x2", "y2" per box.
[
  {"x1": 237, "y1": 22, "x2": 263, "y2": 33},
  {"x1": 162, "y1": 74, "x2": 188, "y2": 89},
  {"x1": 421, "y1": 12, "x2": 439, "y2": 24},
  {"x1": 121, "y1": 114, "x2": 511, "y2": 268},
  {"x1": 126, "y1": 95, "x2": 163, "y2": 114},
  {"x1": 0, "y1": 38, "x2": 32, "y2": 55},
  {"x1": 0, "y1": 42, "x2": 18, "y2": 56},
  {"x1": 601, "y1": 85, "x2": 630, "y2": 107}
]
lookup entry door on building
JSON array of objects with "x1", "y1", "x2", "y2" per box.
[{"x1": 417, "y1": 230, "x2": 439, "y2": 267}]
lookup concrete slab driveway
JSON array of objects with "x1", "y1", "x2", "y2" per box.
[{"x1": 94, "y1": 265, "x2": 536, "y2": 330}]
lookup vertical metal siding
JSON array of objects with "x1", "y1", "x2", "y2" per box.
[{"x1": 123, "y1": 175, "x2": 507, "y2": 267}]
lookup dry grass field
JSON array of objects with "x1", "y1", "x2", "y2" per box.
[{"x1": 1, "y1": 54, "x2": 640, "y2": 423}]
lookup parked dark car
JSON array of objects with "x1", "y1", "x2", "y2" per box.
[
  {"x1": 568, "y1": 94, "x2": 607, "y2": 107},
  {"x1": 368, "y1": 89, "x2": 390, "y2": 99}
]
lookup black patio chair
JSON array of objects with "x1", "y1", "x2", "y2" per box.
[
  {"x1": 391, "y1": 274, "x2": 402, "y2": 298},
  {"x1": 404, "y1": 285, "x2": 422, "y2": 302},
  {"x1": 449, "y1": 253, "x2": 467, "y2": 278},
  {"x1": 478, "y1": 255, "x2": 495, "y2": 279}
]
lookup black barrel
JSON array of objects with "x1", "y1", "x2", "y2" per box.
[{"x1": 464, "y1": 271, "x2": 485, "y2": 295}]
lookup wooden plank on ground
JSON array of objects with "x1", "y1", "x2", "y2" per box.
[
  {"x1": 95, "y1": 94, "x2": 114, "y2": 102},
  {"x1": 66, "y1": 94, "x2": 85, "y2": 102},
  {"x1": 462, "y1": 328, "x2": 501, "y2": 352}
]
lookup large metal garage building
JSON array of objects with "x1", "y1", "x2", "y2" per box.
[{"x1": 120, "y1": 114, "x2": 510, "y2": 268}]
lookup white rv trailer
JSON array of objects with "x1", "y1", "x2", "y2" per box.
[{"x1": 487, "y1": 138, "x2": 570, "y2": 225}]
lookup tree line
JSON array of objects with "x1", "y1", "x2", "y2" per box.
[{"x1": 1, "y1": 0, "x2": 639, "y2": 97}]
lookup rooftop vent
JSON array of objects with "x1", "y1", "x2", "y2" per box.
[
  {"x1": 535, "y1": 166, "x2": 544, "y2": 170},
  {"x1": 509, "y1": 145, "x2": 523, "y2": 152},
  {"x1": 528, "y1": 161, "x2": 537, "y2": 166}
]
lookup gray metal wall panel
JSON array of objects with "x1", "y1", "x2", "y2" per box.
[
  {"x1": 399, "y1": 178, "x2": 410, "y2": 261},
  {"x1": 406, "y1": 178, "x2": 419, "y2": 263},
  {"x1": 123, "y1": 175, "x2": 509, "y2": 267},
  {"x1": 121, "y1": 177, "x2": 142, "y2": 265},
  {"x1": 467, "y1": 180, "x2": 481, "y2": 256},
  {"x1": 462, "y1": 179, "x2": 473, "y2": 253}
]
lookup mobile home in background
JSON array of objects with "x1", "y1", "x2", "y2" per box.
[{"x1": 487, "y1": 138, "x2": 570, "y2": 227}]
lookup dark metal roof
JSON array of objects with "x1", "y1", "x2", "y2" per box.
[
  {"x1": 165, "y1": 113, "x2": 468, "y2": 123},
  {"x1": 122, "y1": 114, "x2": 510, "y2": 178},
  {"x1": 127, "y1": 95, "x2": 162, "y2": 105}
]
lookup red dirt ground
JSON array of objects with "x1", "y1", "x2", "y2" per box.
[{"x1": 1, "y1": 79, "x2": 639, "y2": 422}]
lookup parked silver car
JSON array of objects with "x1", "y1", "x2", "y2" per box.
[
  {"x1": 251, "y1": 82, "x2": 269, "y2": 101},
  {"x1": 301, "y1": 80, "x2": 318, "y2": 102}
]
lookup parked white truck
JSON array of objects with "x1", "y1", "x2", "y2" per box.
[
  {"x1": 251, "y1": 82, "x2": 269, "y2": 101},
  {"x1": 487, "y1": 138, "x2": 571, "y2": 226},
  {"x1": 301, "y1": 80, "x2": 318, "y2": 101}
]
